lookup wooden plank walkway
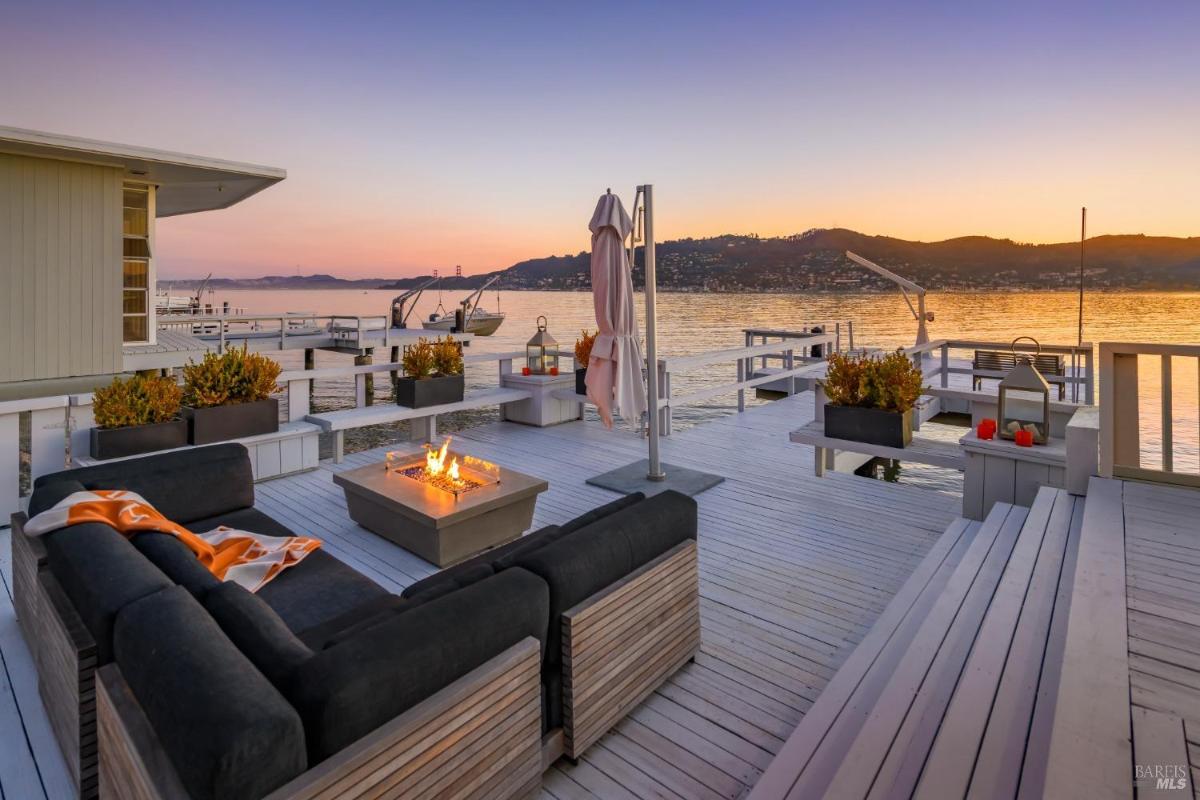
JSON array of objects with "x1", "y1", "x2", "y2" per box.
[
  {"x1": 1122, "y1": 479, "x2": 1200, "y2": 794},
  {"x1": 0, "y1": 391, "x2": 962, "y2": 799}
]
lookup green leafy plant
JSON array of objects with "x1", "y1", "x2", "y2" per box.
[
  {"x1": 432, "y1": 335, "x2": 464, "y2": 376},
  {"x1": 182, "y1": 344, "x2": 282, "y2": 408},
  {"x1": 402, "y1": 338, "x2": 437, "y2": 379},
  {"x1": 821, "y1": 350, "x2": 924, "y2": 413},
  {"x1": 575, "y1": 329, "x2": 597, "y2": 365},
  {"x1": 93, "y1": 374, "x2": 183, "y2": 429}
]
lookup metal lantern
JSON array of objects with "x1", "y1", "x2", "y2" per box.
[
  {"x1": 997, "y1": 337, "x2": 1051, "y2": 444},
  {"x1": 526, "y1": 316, "x2": 558, "y2": 375}
]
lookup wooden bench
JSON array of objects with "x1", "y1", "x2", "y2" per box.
[
  {"x1": 305, "y1": 387, "x2": 533, "y2": 462},
  {"x1": 750, "y1": 486, "x2": 1083, "y2": 799},
  {"x1": 972, "y1": 350, "x2": 1067, "y2": 399},
  {"x1": 790, "y1": 419, "x2": 966, "y2": 476}
]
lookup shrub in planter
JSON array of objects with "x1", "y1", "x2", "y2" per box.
[
  {"x1": 90, "y1": 374, "x2": 187, "y2": 459},
  {"x1": 574, "y1": 329, "x2": 597, "y2": 395},
  {"x1": 395, "y1": 336, "x2": 465, "y2": 408},
  {"x1": 819, "y1": 350, "x2": 924, "y2": 448},
  {"x1": 181, "y1": 344, "x2": 282, "y2": 445}
]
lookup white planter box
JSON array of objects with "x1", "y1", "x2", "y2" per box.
[{"x1": 499, "y1": 372, "x2": 581, "y2": 427}]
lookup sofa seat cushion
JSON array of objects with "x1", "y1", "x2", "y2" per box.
[
  {"x1": 131, "y1": 533, "x2": 220, "y2": 598},
  {"x1": 33, "y1": 443, "x2": 254, "y2": 524},
  {"x1": 296, "y1": 594, "x2": 407, "y2": 650},
  {"x1": 186, "y1": 507, "x2": 296, "y2": 540},
  {"x1": 114, "y1": 586, "x2": 307, "y2": 800},
  {"x1": 28, "y1": 478, "x2": 86, "y2": 518},
  {"x1": 43, "y1": 522, "x2": 173, "y2": 664},
  {"x1": 257, "y1": 550, "x2": 390, "y2": 634},
  {"x1": 285, "y1": 567, "x2": 549, "y2": 761},
  {"x1": 204, "y1": 582, "x2": 314, "y2": 686}
]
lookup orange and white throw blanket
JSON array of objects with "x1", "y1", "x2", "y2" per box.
[{"x1": 25, "y1": 490, "x2": 321, "y2": 592}]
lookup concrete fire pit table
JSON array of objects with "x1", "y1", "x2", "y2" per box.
[{"x1": 332, "y1": 448, "x2": 549, "y2": 567}]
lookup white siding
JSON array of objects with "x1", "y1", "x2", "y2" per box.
[{"x1": 0, "y1": 153, "x2": 122, "y2": 383}]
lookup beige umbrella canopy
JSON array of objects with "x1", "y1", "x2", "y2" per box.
[{"x1": 586, "y1": 192, "x2": 647, "y2": 429}]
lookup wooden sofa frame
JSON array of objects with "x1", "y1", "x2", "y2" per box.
[
  {"x1": 99, "y1": 637, "x2": 543, "y2": 800},
  {"x1": 13, "y1": 513, "x2": 701, "y2": 798}
]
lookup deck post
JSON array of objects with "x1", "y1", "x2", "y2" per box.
[
  {"x1": 737, "y1": 359, "x2": 745, "y2": 412},
  {"x1": 411, "y1": 415, "x2": 436, "y2": 443},
  {"x1": 305, "y1": 348, "x2": 316, "y2": 394},
  {"x1": 390, "y1": 345, "x2": 401, "y2": 385},
  {"x1": 1084, "y1": 347, "x2": 1095, "y2": 405},
  {"x1": 940, "y1": 343, "x2": 950, "y2": 388},
  {"x1": 784, "y1": 349, "x2": 794, "y2": 396},
  {"x1": 358, "y1": 350, "x2": 375, "y2": 406},
  {"x1": 1161, "y1": 355, "x2": 1173, "y2": 472},
  {"x1": 287, "y1": 379, "x2": 311, "y2": 422}
]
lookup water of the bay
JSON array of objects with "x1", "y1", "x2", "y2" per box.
[{"x1": 200, "y1": 288, "x2": 1200, "y2": 480}]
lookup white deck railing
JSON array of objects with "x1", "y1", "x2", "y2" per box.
[
  {"x1": 1099, "y1": 341, "x2": 1200, "y2": 488},
  {"x1": 158, "y1": 313, "x2": 392, "y2": 352},
  {"x1": 902, "y1": 339, "x2": 1095, "y2": 404}
]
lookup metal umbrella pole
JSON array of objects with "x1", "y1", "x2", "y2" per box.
[{"x1": 640, "y1": 184, "x2": 665, "y2": 481}]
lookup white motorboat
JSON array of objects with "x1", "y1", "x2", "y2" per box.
[{"x1": 421, "y1": 276, "x2": 506, "y2": 336}]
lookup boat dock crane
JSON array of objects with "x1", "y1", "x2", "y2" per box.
[
  {"x1": 845, "y1": 251, "x2": 934, "y2": 345},
  {"x1": 390, "y1": 277, "x2": 439, "y2": 329}
]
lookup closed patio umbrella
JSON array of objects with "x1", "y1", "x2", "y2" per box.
[{"x1": 586, "y1": 191, "x2": 647, "y2": 429}]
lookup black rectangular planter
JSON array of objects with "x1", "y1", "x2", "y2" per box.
[
  {"x1": 395, "y1": 374, "x2": 465, "y2": 409},
  {"x1": 576, "y1": 368, "x2": 588, "y2": 395},
  {"x1": 89, "y1": 419, "x2": 188, "y2": 460},
  {"x1": 183, "y1": 398, "x2": 279, "y2": 445},
  {"x1": 823, "y1": 405, "x2": 913, "y2": 449}
]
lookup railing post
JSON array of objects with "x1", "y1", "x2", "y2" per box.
[
  {"x1": 279, "y1": 316, "x2": 286, "y2": 350},
  {"x1": 30, "y1": 406, "x2": 67, "y2": 480},
  {"x1": 219, "y1": 320, "x2": 226, "y2": 354},
  {"x1": 0, "y1": 410, "x2": 20, "y2": 519},
  {"x1": 848, "y1": 321, "x2": 855, "y2": 352},
  {"x1": 660, "y1": 362, "x2": 671, "y2": 435},
  {"x1": 1100, "y1": 349, "x2": 1140, "y2": 474},
  {"x1": 288, "y1": 379, "x2": 311, "y2": 422},
  {"x1": 68, "y1": 395, "x2": 95, "y2": 462},
  {"x1": 1084, "y1": 347, "x2": 1095, "y2": 405},
  {"x1": 940, "y1": 343, "x2": 950, "y2": 388},
  {"x1": 835, "y1": 323, "x2": 842, "y2": 354},
  {"x1": 1161, "y1": 355, "x2": 1173, "y2": 472},
  {"x1": 499, "y1": 357, "x2": 512, "y2": 383},
  {"x1": 736, "y1": 359, "x2": 745, "y2": 413}
]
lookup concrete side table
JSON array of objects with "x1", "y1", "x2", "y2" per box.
[
  {"x1": 500, "y1": 372, "x2": 581, "y2": 427},
  {"x1": 960, "y1": 431, "x2": 1067, "y2": 520}
]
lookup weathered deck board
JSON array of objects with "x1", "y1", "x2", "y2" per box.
[
  {"x1": 1123, "y1": 479, "x2": 1200, "y2": 792},
  {"x1": 0, "y1": 391, "x2": 960, "y2": 799}
]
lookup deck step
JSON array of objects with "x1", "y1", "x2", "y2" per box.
[{"x1": 750, "y1": 486, "x2": 1083, "y2": 800}]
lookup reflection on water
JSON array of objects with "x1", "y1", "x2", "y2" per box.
[{"x1": 207, "y1": 288, "x2": 1200, "y2": 471}]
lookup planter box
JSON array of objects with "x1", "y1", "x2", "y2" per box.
[
  {"x1": 576, "y1": 368, "x2": 588, "y2": 396},
  {"x1": 395, "y1": 374, "x2": 465, "y2": 409},
  {"x1": 89, "y1": 419, "x2": 188, "y2": 460},
  {"x1": 824, "y1": 405, "x2": 913, "y2": 448},
  {"x1": 183, "y1": 398, "x2": 279, "y2": 445}
]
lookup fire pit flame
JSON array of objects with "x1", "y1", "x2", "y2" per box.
[{"x1": 387, "y1": 438, "x2": 499, "y2": 498}]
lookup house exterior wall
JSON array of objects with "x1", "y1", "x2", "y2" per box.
[{"x1": 0, "y1": 152, "x2": 123, "y2": 384}]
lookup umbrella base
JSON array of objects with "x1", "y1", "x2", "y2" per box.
[{"x1": 586, "y1": 459, "x2": 724, "y2": 498}]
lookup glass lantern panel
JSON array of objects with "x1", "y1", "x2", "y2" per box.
[
  {"x1": 999, "y1": 388, "x2": 1049, "y2": 440},
  {"x1": 527, "y1": 346, "x2": 544, "y2": 373}
]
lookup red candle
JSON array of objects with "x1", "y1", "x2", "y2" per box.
[
  {"x1": 977, "y1": 422, "x2": 994, "y2": 440},
  {"x1": 1015, "y1": 429, "x2": 1034, "y2": 447},
  {"x1": 549, "y1": 366, "x2": 559, "y2": 376},
  {"x1": 521, "y1": 366, "x2": 531, "y2": 376},
  {"x1": 980, "y1": 418, "x2": 996, "y2": 434}
]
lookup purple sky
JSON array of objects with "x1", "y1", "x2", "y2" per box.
[{"x1": 3, "y1": 1, "x2": 1198, "y2": 278}]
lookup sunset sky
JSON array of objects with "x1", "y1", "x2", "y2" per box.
[{"x1": 3, "y1": 1, "x2": 1198, "y2": 279}]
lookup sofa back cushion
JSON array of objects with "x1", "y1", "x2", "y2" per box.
[
  {"x1": 286, "y1": 567, "x2": 549, "y2": 761},
  {"x1": 131, "y1": 533, "x2": 220, "y2": 598},
  {"x1": 113, "y1": 586, "x2": 307, "y2": 800},
  {"x1": 27, "y1": 478, "x2": 86, "y2": 518},
  {"x1": 557, "y1": 492, "x2": 645, "y2": 536},
  {"x1": 509, "y1": 490, "x2": 697, "y2": 730},
  {"x1": 32, "y1": 443, "x2": 254, "y2": 524},
  {"x1": 42, "y1": 522, "x2": 173, "y2": 664},
  {"x1": 203, "y1": 582, "x2": 314, "y2": 686}
]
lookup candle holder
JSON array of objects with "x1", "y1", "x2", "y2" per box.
[{"x1": 1015, "y1": 429, "x2": 1034, "y2": 447}]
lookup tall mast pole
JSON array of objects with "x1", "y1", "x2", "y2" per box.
[{"x1": 1076, "y1": 207, "x2": 1086, "y2": 403}]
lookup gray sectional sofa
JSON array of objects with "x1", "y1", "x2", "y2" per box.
[{"x1": 12, "y1": 443, "x2": 700, "y2": 800}]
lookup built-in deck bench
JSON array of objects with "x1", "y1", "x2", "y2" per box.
[
  {"x1": 305, "y1": 387, "x2": 532, "y2": 461},
  {"x1": 972, "y1": 350, "x2": 1067, "y2": 399},
  {"x1": 790, "y1": 419, "x2": 966, "y2": 476},
  {"x1": 750, "y1": 486, "x2": 1083, "y2": 799}
]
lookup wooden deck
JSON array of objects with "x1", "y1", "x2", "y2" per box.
[{"x1": 0, "y1": 391, "x2": 963, "y2": 799}]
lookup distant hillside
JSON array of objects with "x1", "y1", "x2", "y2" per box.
[
  {"x1": 159, "y1": 274, "x2": 388, "y2": 291},
  {"x1": 164, "y1": 230, "x2": 1200, "y2": 292}
]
